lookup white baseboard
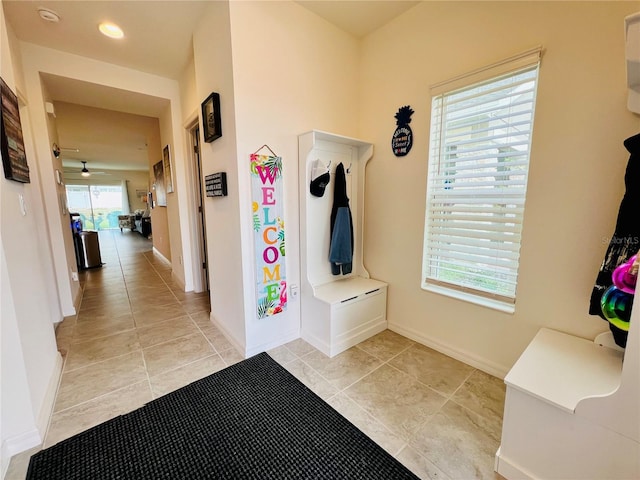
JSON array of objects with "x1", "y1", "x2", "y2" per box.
[
  {"x1": 1, "y1": 352, "x2": 62, "y2": 478},
  {"x1": 209, "y1": 314, "x2": 246, "y2": 357},
  {"x1": 388, "y1": 322, "x2": 509, "y2": 379},
  {"x1": 301, "y1": 330, "x2": 330, "y2": 357},
  {"x1": 72, "y1": 283, "x2": 82, "y2": 315},
  {"x1": 152, "y1": 247, "x2": 171, "y2": 266},
  {"x1": 59, "y1": 289, "x2": 82, "y2": 318},
  {"x1": 495, "y1": 447, "x2": 536, "y2": 480},
  {"x1": 209, "y1": 314, "x2": 299, "y2": 359},
  {"x1": 1, "y1": 429, "x2": 41, "y2": 479},
  {"x1": 37, "y1": 353, "x2": 63, "y2": 438},
  {"x1": 245, "y1": 329, "x2": 300, "y2": 358}
]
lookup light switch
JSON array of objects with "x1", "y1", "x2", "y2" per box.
[{"x1": 18, "y1": 194, "x2": 26, "y2": 216}]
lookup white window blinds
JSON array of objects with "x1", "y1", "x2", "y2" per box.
[{"x1": 423, "y1": 49, "x2": 541, "y2": 308}]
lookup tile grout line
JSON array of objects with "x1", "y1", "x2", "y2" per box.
[
  {"x1": 290, "y1": 342, "x2": 419, "y2": 460},
  {"x1": 117, "y1": 233, "x2": 159, "y2": 397},
  {"x1": 297, "y1": 340, "x2": 474, "y2": 477},
  {"x1": 50, "y1": 378, "x2": 152, "y2": 418}
]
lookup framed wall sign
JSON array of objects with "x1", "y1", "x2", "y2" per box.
[
  {"x1": 201, "y1": 92, "x2": 222, "y2": 143},
  {"x1": 1, "y1": 77, "x2": 29, "y2": 183},
  {"x1": 205, "y1": 172, "x2": 228, "y2": 197}
]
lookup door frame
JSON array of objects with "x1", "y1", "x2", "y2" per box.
[{"x1": 185, "y1": 118, "x2": 209, "y2": 292}]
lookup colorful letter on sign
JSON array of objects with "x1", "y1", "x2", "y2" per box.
[{"x1": 251, "y1": 153, "x2": 287, "y2": 319}]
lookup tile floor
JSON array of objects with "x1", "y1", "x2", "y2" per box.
[{"x1": 6, "y1": 230, "x2": 506, "y2": 480}]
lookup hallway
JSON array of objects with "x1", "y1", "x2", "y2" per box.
[
  {"x1": 7, "y1": 231, "x2": 506, "y2": 479},
  {"x1": 50, "y1": 231, "x2": 226, "y2": 446}
]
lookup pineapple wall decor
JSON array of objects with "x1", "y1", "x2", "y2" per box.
[{"x1": 391, "y1": 105, "x2": 414, "y2": 157}]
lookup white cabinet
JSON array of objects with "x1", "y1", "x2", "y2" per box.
[
  {"x1": 308, "y1": 277, "x2": 387, "y2": 357},
  {"x1": 496, "y1": 306, "x2": 640, "y2": 479}
]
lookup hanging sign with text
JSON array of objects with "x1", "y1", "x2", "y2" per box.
[
  {"x1": 205, "y1": 172, "x2": 228, "y2": 197},
  {"x1": 391, "y1": 105, "x2": 414, "y2": 157},
  {"x1": 250, "y1": 153, "x2": 287, "y2": 319}
]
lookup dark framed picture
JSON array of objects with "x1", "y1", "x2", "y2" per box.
[
  {"x1": 1, "y1": 77, "x2": 29, "y2": 183},
  {"x1": 201, "y1": 92, "x2": 221, "y2": 143},
  {"x1": 162, "y1": 145, "x2": 174, "y2": 193}
]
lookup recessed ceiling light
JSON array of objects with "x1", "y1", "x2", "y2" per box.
[
  {"x1": 98, "y1": 22, "x2": 124, "y2": 39},
  {"x1": 38, "y1": 7, "x2": 60, "y2": 23}
]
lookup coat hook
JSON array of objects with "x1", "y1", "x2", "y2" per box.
[
  {"x1": 326, "y1": 160, "x2": 331, "y2": 172},
  {"x1": 346, "y1": 162, "x2": 352, "y2": 173}
]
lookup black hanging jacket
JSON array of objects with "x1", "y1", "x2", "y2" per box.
[
  {"x1": 329, "y1": 163, "x2": 353, "y2": 275},
  {"x1": 589, "y1": 132, "x2": 640, "y2": 347}
]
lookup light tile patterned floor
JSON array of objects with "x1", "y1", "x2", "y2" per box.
[{"x1": 6, "y1": 231, "x2": 506, "y2": 479}]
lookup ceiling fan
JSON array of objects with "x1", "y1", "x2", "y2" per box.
[{"x1": 73, "y1": 161, "x2": 111, "y2": 177}]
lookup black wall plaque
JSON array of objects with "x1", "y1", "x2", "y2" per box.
[
  {"x1": 391, "y1": 105, "x2": 414, "y2": 158},
  {"x1": 205, "y1": 172, "x2": 228, "y2": 197}
]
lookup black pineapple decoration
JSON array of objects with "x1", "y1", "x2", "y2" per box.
[{"x1": 391, "y1": 105, "x2": 414, "y2": 157}]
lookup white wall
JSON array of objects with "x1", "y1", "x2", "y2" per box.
[
  {"x1": 0, "y1": 243, "x2": 36, "y2": 477},
  {"x1": 191, "y1": 0, "x2": 363, "y2": 355},
  {"x1": 226, "y1": 1, "x2": 361, "y2": 354},
  {"x1": 0, "y1": 3, "x2": 62, "y2": 474},
  {"x1": 359, "y1": 1, "x2": 640, "y2": 376},
  {"x1": 192, "y1": 0, "x2": 246, "y2": 348},
  {"x1": 177, "y1": 58, "x2": 207, "y2": 292}
]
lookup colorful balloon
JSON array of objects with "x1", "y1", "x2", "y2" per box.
[
  {"x1": 612, "y1": 255, "x2": 637, "y2": 294},
  {"x1": 601, "y1": 285, "x2": 632, "y2": 332}
]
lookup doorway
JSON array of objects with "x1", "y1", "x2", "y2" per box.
[{"x1": 189, "y1": 123, "x2": 209, "y2": 292}]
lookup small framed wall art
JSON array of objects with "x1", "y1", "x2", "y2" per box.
[
  {"x1": 201, "y1": 92, "x2": 222, "y2": 143},
  {"x1": 1, "y1": 77, "x2": 30, "y2": 183}
]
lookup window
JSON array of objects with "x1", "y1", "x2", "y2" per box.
[
  {"x1": 66, "y1": 184, "x2": 124, "y2": 230},
  {"x1": 422, "y1": 48, "x2": 541, "y2": 312}
]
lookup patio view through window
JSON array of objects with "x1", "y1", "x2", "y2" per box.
[{"x1": 66, "y1": 184, "x2": 124, "y2": 230}]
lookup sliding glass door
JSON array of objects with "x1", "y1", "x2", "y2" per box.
[{"x1": 66, "y1": 185, "x2": 123, "y2": 230}]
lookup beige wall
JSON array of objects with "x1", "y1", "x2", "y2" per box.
[
  {"x1": 359, "y1": 1, "x2": 640, "y2": 376},
  {"x1": 228, "y1": 0, "x2": 361, "y2": 354},
  {"x1": 147, "y1": 122, "x2": 171, "y2": 260},
  {"x1": 179, "y1": 58, "x2": 197, "y2": 122}
]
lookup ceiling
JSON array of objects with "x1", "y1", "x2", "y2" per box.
[
  {"x1": 3, "y1": 0, "x2": 210, "y2": 80},
  {"x1": 3, "y1": 1, "x2": 420, "y2": 174}
]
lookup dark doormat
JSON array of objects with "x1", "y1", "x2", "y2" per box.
[{"x1": 27, "y1": 352, "x2": 418, "y2": 479}]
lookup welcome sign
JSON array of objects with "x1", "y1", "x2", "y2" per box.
[{"x1": 250, "y1": 153, "x2": 287, "y2": 319}]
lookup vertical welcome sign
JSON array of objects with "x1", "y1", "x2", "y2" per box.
[{"x1": 250, "y1": 153, "x2": 287, "y2": 319}]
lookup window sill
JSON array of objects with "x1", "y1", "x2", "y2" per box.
[{"x1": 422, "y1": 282, "x2": 515, "y2": 314}]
